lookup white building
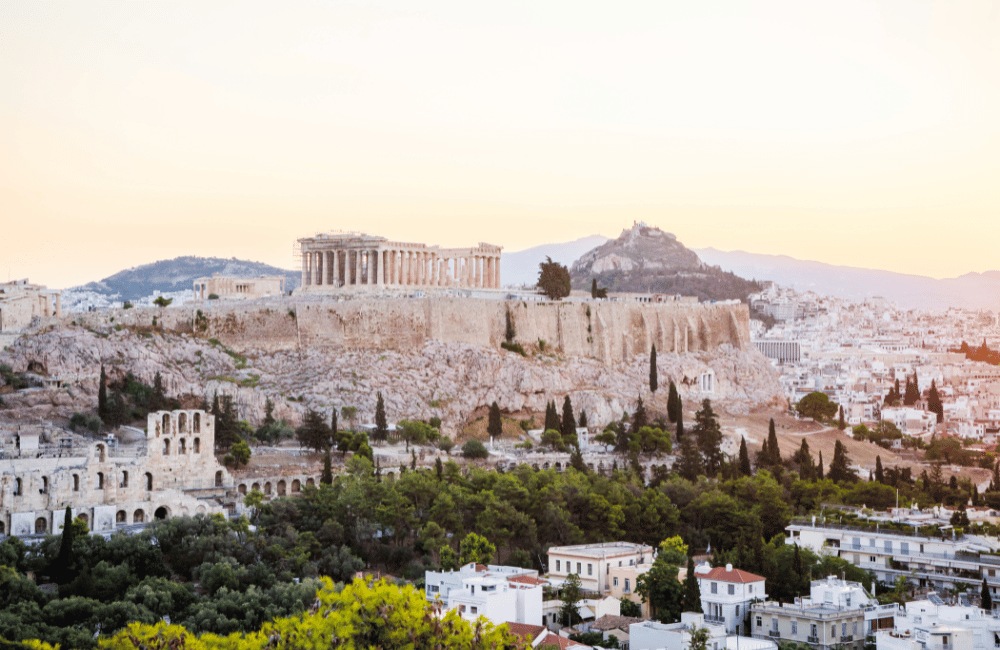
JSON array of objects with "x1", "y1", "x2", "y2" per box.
[
  {"x1": 695, "y1": 562, "x2": 767, "y2": 634},
  {"x1": 425, "y1": 563, "x2": 545, "y2": 626},
  {"x1": 630, "y1": 612, "x2": 777, "y2": 650},
  {"x1": 876, "y1": 598, "x2": 998, "y2": 650},
  {"x1": 547, "y1": 542, "x2": 654, "y2": 594}
]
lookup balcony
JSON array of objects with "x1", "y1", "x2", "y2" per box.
[
  {"x1": 769, "y1": 630, "x2": 781, "y2": 638},
  {"x1": 808, "y1": 636, "x2": 820, "y2": 644},
  {"x1": 705, "y1": 616, "x2": 725, "y2": 625},
  {"x1": 840, "y1": 635, "x2": 854, "y2": 643}
]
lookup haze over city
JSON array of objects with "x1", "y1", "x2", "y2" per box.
[{"x1": 4, "y1": 1, "x2": 1000, "y2": 288}]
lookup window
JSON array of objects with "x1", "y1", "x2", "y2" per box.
[
  {"x1": 73, "y1": 474, "x2": 79, "y2": 491},
  {"x1": 13, "y1": 478, "x2": 21, "y2": 496},
  {"x1": 853, "y1": 623, "x2": 858, "y2": 635},
  {"x1": 711, "y1": 582, "x2": 718, "y2": 594},
  {"x1": 737, "y1": 606, "x2": 741, "y2": 616},
  {"x1": 756, "y1": 617, "x2": 762, "y2": 628},
  {"x1": 587, "y1": 563, "x2": 593, "y2": 576},
  {"x1": 771, "y1": 619, "x2": 778, "y2": 632},
  {"x1": 41, "y1": 477, "x2": 48, "y2": 494},
  {"x1": 97, "y1": 472, "x2": 104, "y2": 489},
  {"x1": 576, "y1": 562, "x2": 581, "y2": 574},
  {"x1": 121, "y1": 471, "x2": 129, "y2": 488},
  {"x1": 470, "y1": 606, "x2": 478, "y2": 615},
  {"x1": 884, "y1": 541, "x2": 892, "y2": 553},
  {"x1": 556, "y1": 560, "x2": 561, "y2": 572},
  {"x1": 728, "y1": 584, "x2": 735, "y2": 595},
  {"x1": 625, "y1": 578, "x2": 631, "y2": 593},
  {"x1": 901, "y1": 542, "x2": 909, "y2": 555},
  {"x1": 943, "y1": 636, "x2": 949, "y2": 646},
  {"x1": 749, "y1": 585, "x2": 753, "y2": 593},
  {"x1": 792, "y1": 622, "x2": 798, "y2": 635},
  {"x1": 614, "y1": 577, "x2": 619, "y2": 587},
  {"x1": 842, "y1": 623, "x2": 847, "y2": 637},
  {"x1": 429, "y1": 585, "x2": 439, "y2": 593}
]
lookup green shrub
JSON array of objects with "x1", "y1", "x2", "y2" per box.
[
  {"x1": 461, "y1": 439, "x2": 489, "y2": 459},
  {"x1": 500, "y1": 341, "x2": 526, "y2": 356}
]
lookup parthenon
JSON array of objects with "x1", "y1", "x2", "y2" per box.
[{"x1": 297, "y1": 233, "x2": 502, "y2": 290}]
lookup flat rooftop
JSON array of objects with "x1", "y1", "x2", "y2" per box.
[{"x1": 547, "y1": 542, "x2": 652, "y2": 558}]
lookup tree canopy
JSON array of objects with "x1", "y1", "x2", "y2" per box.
[{"x1": 537, "y1": 257, "x2": 571, "y2": 300}]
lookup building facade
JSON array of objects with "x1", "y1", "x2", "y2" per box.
[
  {"x1": 0, "y1": 279, "x2": 60, "y2": 333},
  {"x1": 425, "y1": 562, "x2": 544, "y2": 626},
  {"x1": 297, "y1": 232, "x2": 502, "y2": 291},
  {"x1": 696, "y1": 562, "x2": 767, "y2": 634},
  {"x1": 0, "y1": 409, "x2": 232, "y2": 537},
  {"x1": 192, "y1": 276, "x2": 286, "y2": 300},
  {"x1": 547, "y1": 542, "x2": 654, "y2": 594}
]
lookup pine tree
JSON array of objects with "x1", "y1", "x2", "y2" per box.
[
  {"x1": 374, "y1": 392, "x2": 388, "y2": 442},
  {"x1": 649, "y1": 344, "x2": 658, "y2": 393},
  {"x1": 561, "y1": 396, "x2": 577, "y2": 448},
  {"x1": 875, "y1": 455, "x2": 884, "y2": 483},
  {"x1": 667, "y1": 381, "x2": 679, "y2": 423},
  {"x1": 151, "y1": 371, "x2": 166, "y2": 412},
  {"x1": 677, "y1": 433, "x2": 702, "y2": 481},
  {"x1": 98, "y1": 364, "x2": 108, "y2": 421},
  {"x1": 321, "y1": 450, "x2": 333, "y2": 484},
  {"x1": 983, "y1": 578, "x2": 993, "y2": 613},
  {"x1": 738, "y1": 437, "x2": 752, "y2": 476},
  {"x1": 488, "y1": 401, "x2": 503, "y2": 441}
]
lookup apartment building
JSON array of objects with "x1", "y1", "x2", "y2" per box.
[
  {"x1": 876, "y1": 597, "x2": 998, "y2": 650},
  {"x1": 696, "y1": 562, "x2": 767, "y2": 634},
  {"x1": 547, "y1": 542, "x2": 654, "y2": 594},
  {"x1": 425, "y1": 562, "x2": 545, "y2": 626}
]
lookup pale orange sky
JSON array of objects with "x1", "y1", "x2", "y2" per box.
[{"x1": 2, "y1": 1, "x2": 999, "y2": 288}]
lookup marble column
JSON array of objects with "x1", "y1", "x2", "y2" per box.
[
  {"x1": 367, "y1": 250, "x2": 375, "y2": 285},
  {"x1": 301, "y1": 252, "x2": 309, "y2": 287},
  {"x1": 353, "y1": 250, "x2": 361, "y2": 286},
  {"x1": 332, "y1": 251, "x2": 340, "y2": 287}
]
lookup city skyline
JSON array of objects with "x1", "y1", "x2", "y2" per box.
[{"x1": 4, "y1": 1, "x2": 1000, "y2": 288}]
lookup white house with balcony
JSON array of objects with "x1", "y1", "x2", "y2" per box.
[
  {"x1": 630, "y1": 612, "x2": 778, "y2": 650},
  {"x1": 425, "y1": 562, "x2": 545, "y2": 626},
  {"x1": 695, "y1": 562, "x2": 767, "y2": 634},
  {"x1": 876, "y1": 597, "x2": 999, "y2": 650}
]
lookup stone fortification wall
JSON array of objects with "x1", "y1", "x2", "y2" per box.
[{"x1": 70, "y1": 298, "x2": 749, "y2": 363}]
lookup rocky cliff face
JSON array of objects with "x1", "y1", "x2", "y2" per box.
[
  {"x1": 571, "y1": 222, "x2": 763, "y2": 301},
  {"x1": 0, "y1": 299, "x2": 783, "y2": 433}
]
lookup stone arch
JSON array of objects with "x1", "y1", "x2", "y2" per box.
[
  {"x1": 178, "y1": 412, "x2": 188, "y2": 433},
  {"x1": 41, "y1": 476, "x2": 49, "y2": 493},
  {"x1": 97, "y1": 472, "x2": 105, "y2": 489},
  {"x1": 264, "y1": 482, "x2": 272, "y2": 495},
  {"x1": 27, "y1": 360, "x2": 46, "y2": 374},
  {"x1": 215, "y1": 471, "x2": 223, "y2": 487},
  {"x1": 163, "y1": 439, "x2": 170, "y2": 455},
  {"x1": 277, "y1": 480, "x2": 286, "y2": 496},
  {"x1": 193, "y1": 412, "x2": 201, "y2": 433},
  {"x1": 145, "y1": 472, "x2": 153, "y2": 490},
  {"x1": 133, "y1": 509, "x2": 145, "y2": 523},
  {"x1": 251, "y1": 482, "x2": 261, "y2": 491},
  {"x1": 179, "y1": 438, "x2": 187, "y2": 454},
  {"x1": 154, "y1": 506, "x2": 169, "y2": 520},
  {"x1": 73, "y1": 474, "x2": 79, "y2": 491},
  {"x1": 554, "y1": 462, "x2": 562, "y2": 471},
  {"x1": 120, "y1": 471, "x2": 129, "y2": 488},
  {"x1": 238, "y1": 483, "x2": 247, "y2": 495},
  {"x1": 13, "y1": 477, "x2": 22, "y2": 496},
  {"x1": 116, "y1": 510, "x2": 127, "y2": 523},
  {"x1": 306, "y1": 478, "x2": 315, "y2": 487},
  {"x1": 77, "y1": 513, "x2": 89, "y2": 530},
  {"x1": 34, "y1": 517, "x2": 47, "y2": 534},
  {"x1": 291, "y1": 479, "x2": 301, "y2": 493},
  {"x1": 532, "y1": 463, "x2": 539, "y2": 470},
  {"x1": 162, "y1": 413, "x2": 171, "y2": 435},
  {"x1": 543, "y1": 462, "x2": 550, "y2": 470},
  {"x1": 96, "y1": 444, "x2": 106, "y2": 463},
  {"x1": 196, "y1": 505, "x2": 207, "y2": 515},
  {"x1": 0, "y1": 521, "x2": 5, "y2": 535},
  {"x1": 193, "y1": 437, "x2": 201, "y2": 453}
]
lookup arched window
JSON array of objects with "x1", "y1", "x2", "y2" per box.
[
  {"x1": 178, "y1": 412, "x2": 188, "y2": 433},
  {"x1": 13, "y1": 478, "x2": 22, "y2": 496},
  {"x1": 96, "y1": 444, "x2": 106, "y2": 463},
  {"x1": 154, "y1": 506, "x2": 169, "y2": 520},
  {"x1": 264, "y1": 482, "x2": 272, "y2": 495},
  {"x1": 77, "y1": 513, "x2": 89, "y2": 531},
  {"x1": 116, "y1": 510, "x2": 126, "y2": 523},
  {"x1": 145, "y1": 472, "x2": 153, "y2": 491},
  {"x1": 179, "y1": 438, "x2": 187, "y2": 454},
  {"x1": 0, "y1": 521, "x2": 5, "y2": 535},
  {"x1": 193, "y1": 412, "x2": 201, "y2": 433},
  {"x1": 193, "y1": 438, "x2": 201, "y2": 453},
  {"x1": 291, "y1": 479, "x2": 301, "y2": 493},
  {"x1": 162, "y1": 413, "x2": 171, "y2": 435},
  {"x1": 34, "y1": 517, "x2": 47, "y2": 534},
  {"x1": 121, "y1": 471, "x2": 129, "y2": 488},
  {"x1": 73, "y1": 474, "x2": 80, "y2": 491},
  {"x1": 97, "y1": 472, "x2": 104, "y2": 489},
  {"x1": 238, "y1": 483, "x2": 247, "y2": 495},
  {"x1": 306, "y1": 478, "x2": 315, "y2": 487},
  {"x1": 163, "y1": 439, "x2": 170, "y2": 455},
  {"x1": 277, "y1": 480, "x2": 286, "y2": 496},
  {"x1": 133, "y1": 509, "x2": 145, "y2": 523},
  {"x1": 41, "y1": 477, "x2": 48, "y2": 494},
  {"x1": 215, "y1": 470, "x2": 223, "y2": 487},
  {"x1": 251, "y1": 482, "x2": 261, "y2": 492}
]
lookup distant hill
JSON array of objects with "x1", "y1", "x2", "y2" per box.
[
  {"x1": 72, "y1": 256, "x2": 300, "y2": 301},
  {"x1": 502, "y1": 235, "x2": 610, "y2": 287},
  {"x1": 570, "y1": 223, "x2": 763, "y2": 301},
  {"x1": 694, "y1": 248, "x2": 1000, "y2": 311}
]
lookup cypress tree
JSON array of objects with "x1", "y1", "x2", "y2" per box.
[
  {"x1": 632, "y1": 396, "x2": 648, "y2": 432},
  {"x1": 561, "y1": 396, "x2": 577, "y2": 448},
  {"x1": 676, "y1": 406, "x2": 685, "y2": 441},
  {"x1": 683, "y1": 555, "x2": 701, "y2": 611},
  {"x1": 793, "y1": 439, "x2": 814, "y2": 479},
  {"x1": 875, "y1": 455, "x2": 884, "y2": 483},
  {"x1": 578, "y1": 410, "x2": 588, "y2": 428},
  {"x1": 321, "y1": 450, "x2": 333, "y2": 484},
  {"x1": 667, "y1": 381, "x2": 679, "y2": 423},
  {"x1": 151, "y1": 371, "x2": 166, "y2": 412},
  {"x1": 677, "y1": 433, "x2": 702, "y2": 481},
  {"x1": 98, "y1": 365, "x2": 108, "y2": 421},
  {"x1": 738, "y1": 437, "x2": 752, "y2": 476},
  {"x1": 263, "y1": 397, "x2": 276, "y2": 428},
  {"x1": 374, "y1": 392, "x2": 388, "y2": 442},
  {"x1": 488, "y1": 401, "x2": 503, "y2": 440},
  {"x1": 817, "y1": 451, "x2": 824, "y2": 480},
  {"x1": 928, "y1": 380, "x2": 943, "y2": 423},
  {"x1": 649, "y1": 344, "x2": 658, "y2": 393},
  {"x1": 544, "y1": 400, "x2": 561, "y2": 433},
  {"x1": 837, "y1": 406, "x2": 846, "y2": 430},
  {"x1": 983, "y1": 578, "x2": 993, "y2": 612},
  {"x1": 828, "y1": 440, "x2": 855, "y2": 483},
  {"x1": 693, "y1": 399, "x2": 723, "y2": 477},
  {"x1": 55, "y1": 506, "x2": 75, "y2": 582}
]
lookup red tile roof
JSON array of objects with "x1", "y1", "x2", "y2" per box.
[
  {"x1": 506, "y1": 622, "x2": 546, "y2": 641},
  {"x1": 508, "y1": 574, "x2": 548, "y2": 586},
  {"x1": 699, "y1": 566, "x2": 766, "y2": 583}
]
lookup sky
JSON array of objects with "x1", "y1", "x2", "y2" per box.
[{"x1": 2, "y1": 0, "x2": 999, "y2": 289}]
